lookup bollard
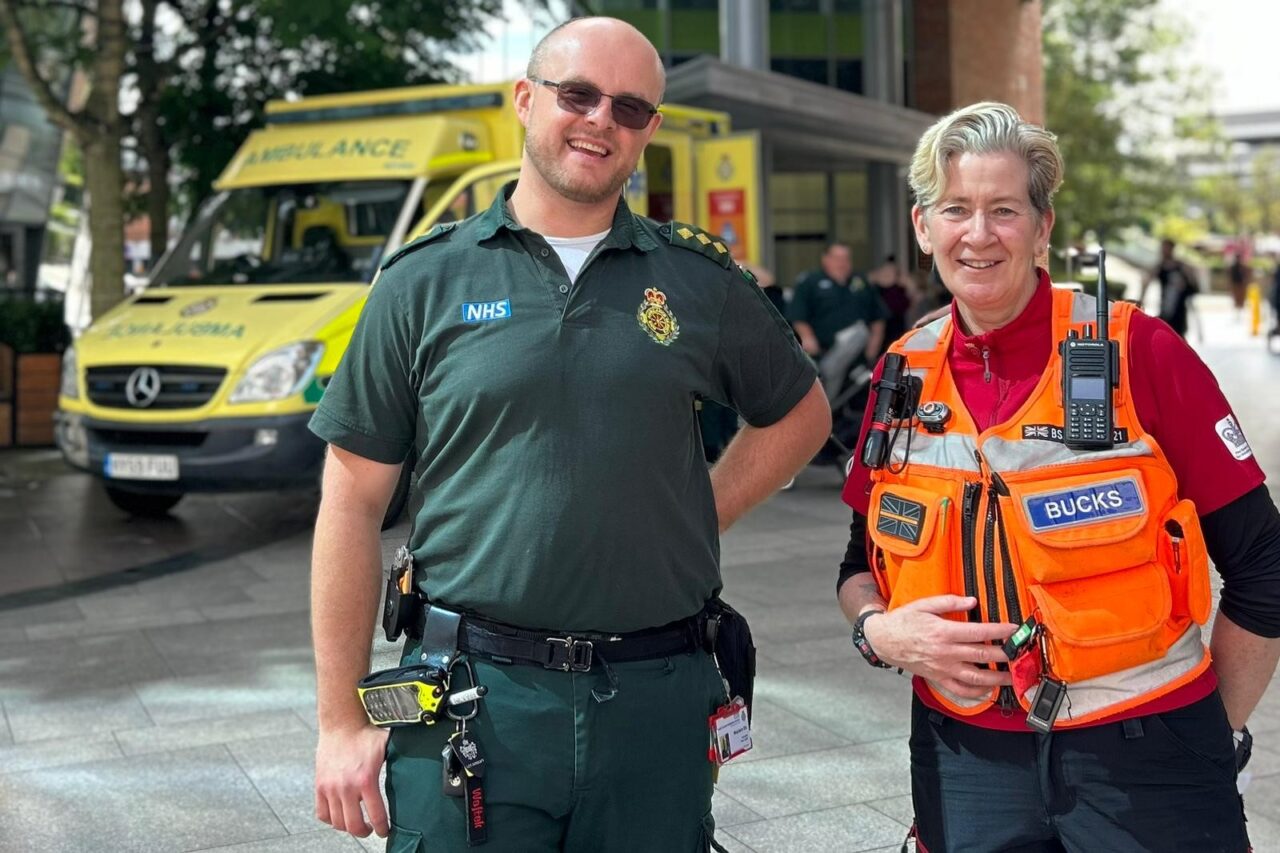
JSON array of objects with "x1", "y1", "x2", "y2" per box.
[{"x1": 1248, "y1": 282, "x2": 1261, "y2": 337}]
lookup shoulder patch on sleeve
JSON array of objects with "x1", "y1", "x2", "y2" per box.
[
  {"x1": 379, "y1": 222, "x2": 457, "y2": 272},
  {"x1": 664, "y1": 221, "x2": 733, "y2": 269}
]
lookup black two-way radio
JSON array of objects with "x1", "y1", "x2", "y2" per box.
[{"x1": 1060, "y1": 248, "x2": 1120, "y2": 450}]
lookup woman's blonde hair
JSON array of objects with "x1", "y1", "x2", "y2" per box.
[{"x1": 909, "y1": 102, "x2": 1064, "y2": 217}]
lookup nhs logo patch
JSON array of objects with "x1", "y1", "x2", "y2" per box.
[
  {"x1": 460, "y1": 299, "x2": 512, "y2": 323},
  {"x1": 1024, "y1": 477, "x2": 1144, "y2": 532}
]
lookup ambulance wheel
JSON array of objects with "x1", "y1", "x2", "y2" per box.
[
  {"x1": 381, "y1": 459, "x2": 412, "y2": 531},
  {"x1": 104, "y1": 485, "x2": 184, "y2": 517}
]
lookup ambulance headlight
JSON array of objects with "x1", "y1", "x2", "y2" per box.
[
  {"x1": 60, "y1": 346, "x2": 79, "y2": 400},
  {"x1": 230, "y1": 341, "x2": 324, "y2": 403}
]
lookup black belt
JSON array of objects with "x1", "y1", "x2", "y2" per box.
[{"x1": 411, "y1": 605, "x2": 704, "y2": 673}]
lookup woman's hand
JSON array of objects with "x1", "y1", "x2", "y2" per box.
[{"x1": 863, "y1": 595, "x2": 1017, "y2": 699}]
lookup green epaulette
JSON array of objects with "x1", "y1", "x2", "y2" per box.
[
  {"x1": 379, "y1": 222, "x2": 458, "y2": 272},
  {"x1": 660, "y1": 221, "x2": 732, "y2": 269}
]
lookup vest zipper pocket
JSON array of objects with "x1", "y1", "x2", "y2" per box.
[
  {"x1": 991, "y1": 474, "x2": 1023, "y2": 627},
  {"x1": 961, "y1": 481, "x2": 982, "y2": 623},
  {"x1": 983, "y1": 488, "x2": 999, "y2": 623}
]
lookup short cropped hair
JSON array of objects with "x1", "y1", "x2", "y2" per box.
[
  {"x1": 527, "y1": 17, "x2": 666, "y2": 101},
  {"x1": 909, "y1": 102, "x2": 1064, "y2": 218}
]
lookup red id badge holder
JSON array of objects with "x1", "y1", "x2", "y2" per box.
[{"x1": 708, "y1": 696, "x2": 752, "y2": 767}]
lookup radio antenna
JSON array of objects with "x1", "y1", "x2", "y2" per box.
[{"x1": 1096, "y1": 248, "x2": 1109, "y2": 340}]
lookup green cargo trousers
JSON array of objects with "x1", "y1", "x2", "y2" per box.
[{"x1": 384, "y1": 643, "x2": 729, "y2": 852}]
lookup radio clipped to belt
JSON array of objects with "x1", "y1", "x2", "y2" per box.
[{"x1": 359, "y1": 601, "x2": 465, "y2": 728}]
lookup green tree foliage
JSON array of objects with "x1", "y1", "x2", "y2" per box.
[
  {"x1": 1042, "y1": 0, "x2": 1210, "y2": 247},
  {"x1": 153, "y1": 0, "x2": 507, "y2": 218}
]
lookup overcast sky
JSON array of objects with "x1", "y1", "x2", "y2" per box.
[{"x1": 1177, "y1": 0, "x2": 1280, "y2": 114}]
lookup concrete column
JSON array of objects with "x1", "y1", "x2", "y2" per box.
[
  {"x1": 864, "y1": 0, "x2": 908, "y2": 263},
  {"x1": 720, "y1": 0, "x2": 769, "y2": 71},
  {"x1": 862, "y1": 0, "x2": 904, "y2": 104},
  {"x1": 868, "y1": 163, "x2": 909, "y2": 266}
]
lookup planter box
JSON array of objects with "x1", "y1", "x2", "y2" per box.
[{"x1": 14, "y1": 352, "x2": 60, "y2": 447}]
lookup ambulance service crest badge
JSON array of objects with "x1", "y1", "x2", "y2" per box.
[{"x1": 637, "y1": 287, "x2": 680, "y2": 345}]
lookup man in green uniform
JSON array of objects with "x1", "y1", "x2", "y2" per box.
[
  {"x1": 788, "y1": 241, "x2": 888, "y2": 362},
  {"x1": 309, "y1": 16, "x2": 831, "y2": 853}
]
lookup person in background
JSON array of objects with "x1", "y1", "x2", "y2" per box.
[
  {"x1": 1228, "y1": 251, "x2": 1250, "y2": 313},
  {"x1": 867, "y1": 254, "x2": 919, "y2": 349},
  {"x1": 1141, "y1": 238, "x2": 1199, "y2": 339},
  {"x1": 787, "y1": 241, "x2": 887, "y2": 364},
  {"x1": 838, "y1": 101, "x2": 1280, "y2": 852}
]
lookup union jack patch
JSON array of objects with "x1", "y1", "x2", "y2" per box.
[{"x1": 877, "y1": 493, "x2": 924, "y2": 545}]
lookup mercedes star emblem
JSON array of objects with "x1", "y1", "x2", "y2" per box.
[{"x1": 124, "y1": 367, "x2": 162, "y2": 408}]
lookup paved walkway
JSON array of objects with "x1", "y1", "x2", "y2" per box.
[{"x1": 0, "y1": 295, "x2": 1277, "y2": 852}]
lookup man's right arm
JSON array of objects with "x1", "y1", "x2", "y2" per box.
[{"x1": 312, "y1": 444, "x2": 403, "y2": 839}]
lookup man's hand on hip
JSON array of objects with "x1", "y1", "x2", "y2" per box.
[{"x1": 315, "y1": 724, "x2": 392, "y2": 838}]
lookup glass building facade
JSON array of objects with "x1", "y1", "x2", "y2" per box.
[{"x1": 596, "y1": 0, "x2": 920, "y2": 286}]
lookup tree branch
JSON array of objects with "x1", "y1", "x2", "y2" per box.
[{"x1": 0, "y1": 0, "x2": 84, "y2": 134}]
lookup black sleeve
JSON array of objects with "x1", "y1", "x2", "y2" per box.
[
  {"x1": 1202, "y1": 484, "x2": 1280, "y2": 638},
  {"x1": 836, "y1": 510, "x2": 872, "y2": 594}
]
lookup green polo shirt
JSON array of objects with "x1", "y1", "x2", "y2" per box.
[
  {"x1": 310, "y1": 183, "x2": 816, "y2": 633},
  {"x1": 787, "y1": 270, "x2": 888, "y2": 353}
]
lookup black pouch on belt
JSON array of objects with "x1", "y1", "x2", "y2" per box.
[{"x1": 703, "y1": 598, "x2": 757, "y2": 720}]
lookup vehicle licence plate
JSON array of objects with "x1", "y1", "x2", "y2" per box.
[{"x1": 104, "y1": 453, "x2": 180, "y2": 481}]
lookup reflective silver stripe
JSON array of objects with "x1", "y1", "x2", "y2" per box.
[
  {"x1": 890, "y1": 431, "x2": 980, "y2": 471},
  {"x1": 1071, "y1": 292, "x2": 1098, "y2": 324},
  {"x1": 927, "y1": 626, "x2": 1207, "y2": 719},
  {"x1": 1043, "y1": 626, "x2": 1206, "y2": 721},
  {"x1": 981, "y1": 436, "x2": 1155, "y2": 472},
  {"x1": 902, "y1": 316, "x2": 948, "y2": 351}
]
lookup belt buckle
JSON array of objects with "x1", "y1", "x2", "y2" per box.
[{"x1": 546, "y1": 636, "x2": 593, "y2": 672}]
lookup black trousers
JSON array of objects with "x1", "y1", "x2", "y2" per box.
[{"x1": 909, "y1": 691, "x2": 1249, "y2": 853}]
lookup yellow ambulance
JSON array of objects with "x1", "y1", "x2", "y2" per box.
[{"x1": 55, "y1": 81, "x2": 763, "y2": 524}]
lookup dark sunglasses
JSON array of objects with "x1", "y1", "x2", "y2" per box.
[{"x1": 528, "y1": 77, "x2": 659, "y2": 130}]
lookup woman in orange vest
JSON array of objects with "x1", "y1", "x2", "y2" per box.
[{"x1": 837, "y1": 102, "x2": 1280, "y2": 852}]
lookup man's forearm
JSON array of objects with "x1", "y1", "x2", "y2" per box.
[
  {"x1": 311, "y1": 502, "x2": 388, "y2": 733},
  {"x1": 712, "y1": 381, "x2": 830, "y2": 531},
  {"x1": 1210, "y1": 612, "x2": 1280, "y2": 729}
]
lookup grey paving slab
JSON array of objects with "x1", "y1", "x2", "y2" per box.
[
  {"x1": 712, "y1": 787, "x2": 767, "y2": 829},
  {"x1": 3, "y1": 685, "x2": 153, "y2": 743},
  {"x1": 0, "y1": 625, "x2": 27, "y2": 643},
  {"x1": 0, "y1": 707, "x2": 11, "y2": 747},
  {"x1": 226, "y1": 730, "x2": 326, "y2": 835},
  {"x1": 729, "y1": 698, "x2": 852, "y2": 765},
  {"x1": 735, "y1": 600, "x2": 857, "y2": 645},
  {"x1": 865, "y1": 793, "x2": 915, "y2": 827},
  {"x1": 0, "y1": 730, "x2": 122, "y2": 774},
  {"x1": 756, "y1": 632, "x2": 855, "y2": 666},
  {"x1": 725, "y1": 803, "x2": 910, "y2": 853},
  {"x1": 715, "y1": 739, "x2": 911, "y2": 819},
  {"x1": 134, "y1": 665, "x2": 318, "y2": 726},
  {"x1": 0, "y1": 630, "x2": 174, "y2": 705},
  {"x1": 24, "y1": 606, "x2": 206, "y2": 641},
  {"x1": 144, "y1": 611, "x2": 313, "y2": 674},
  {"x1": 0, "y1": 745, "x2": 287, "y2": 853},
  {"x1": 114, "y1": 709, "x2": 312, "y2": 756},
  {"x1": 74, "y1": 585, "x2": 253, "y2": 621},
  {"x1": 753, "y1": 656, "x2": 915, "y2": 745},
  {"x1": 190, "y1": 830, "x2": 365, "y2": 852},
  {"x1": 710, "y1": 831, "x2": 756, "y2": 853},
  {"x1": 1246, "y1": 771, "x2": 1280, "y2": 824},
  {"x1": 0, "y1": 598, "x2": 83, "y2": 630},
  {"x1": 201, "y1": 597, "x2": 313, "y2": 622}
]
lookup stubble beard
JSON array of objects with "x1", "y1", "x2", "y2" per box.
[{"x1": 525, "y1": 131, "x2": 631, "y2": 206}]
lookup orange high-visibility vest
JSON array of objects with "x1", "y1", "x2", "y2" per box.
[{"x1": 867, "y1": 288, "x2": 1212, "y2": 726}]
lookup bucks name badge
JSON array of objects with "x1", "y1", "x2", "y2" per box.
[{"x1": 637, "y1": 287, "x2": 680, "y2": 345}]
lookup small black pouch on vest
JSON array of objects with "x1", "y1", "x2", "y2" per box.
[{"x1": 704, "y1": 598, "x2": 757, "y2": 719}]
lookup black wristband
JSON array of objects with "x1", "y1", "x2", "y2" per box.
[{"x1": 852, "y1": 609, "x2": 892, "y2": 669}]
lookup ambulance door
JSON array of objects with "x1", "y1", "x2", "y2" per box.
[
  {"x1": 644, "y1": 131, "x2": 694, "y2": 225},
  {"x1": 693, "y1": 132, "x2": 763, "y2": 265}
]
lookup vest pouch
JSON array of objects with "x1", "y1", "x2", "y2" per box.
[
  {"x1": 867, "y1": 483, "x2": 956, "y2": 609},
  {"x1": 1161, "y1": 499, "x2": 1211, "y2": 625},
  {"x1": 1003, "y1": 469, "x2": 1156, "y2": 584},
  {"x1": 1027, "y1": 563, "x2": 1172, "y2": 683}
]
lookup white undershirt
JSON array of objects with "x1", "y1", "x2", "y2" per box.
[{"x1": 544, "y1": 229, "x2": 610, "y2": 283}]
